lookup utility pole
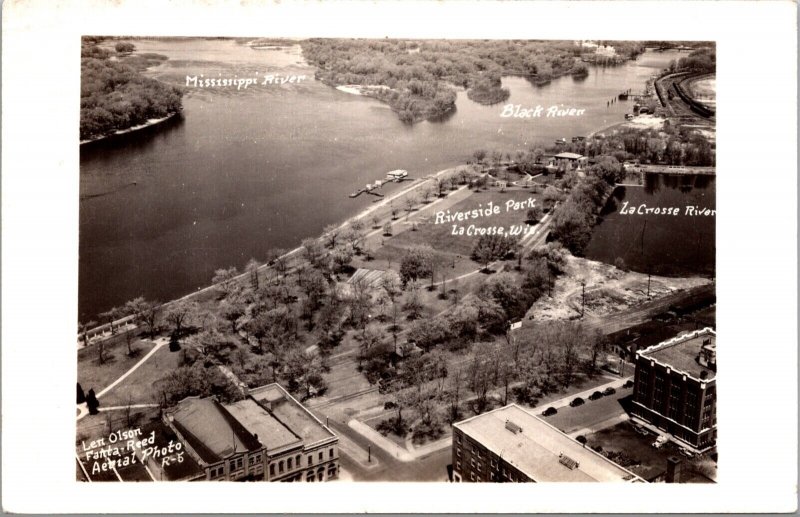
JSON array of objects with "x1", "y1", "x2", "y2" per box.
[
  {"x1": 581, "y1": 281, "x2": 586, "y2": 317},
  {"x1": 647, "y1": 273, "x2": 652, "y2": 298},
  {"x1": 368, "y1": 445, "x2": 372, "y2": 463}
]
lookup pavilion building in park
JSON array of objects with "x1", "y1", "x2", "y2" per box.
[
  {"x1": 451, "y1": 404, "x2": 644, "y2": 483},
  {"x1": 631, "y1": 328, "x2": 717, "y2": 452},
  {"x1": 163, "y1": 383, "x2": 339, "y2": 482}
]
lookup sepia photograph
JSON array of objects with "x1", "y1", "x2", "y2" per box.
[{"x1": 76, "y1": 36, "x2": 717, "y2": 484}]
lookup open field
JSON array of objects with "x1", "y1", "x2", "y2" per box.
[
  {"x1": 99, "y1": 344, "x2": 183, "y2": 407},
  {"x1": 78, "y1": 337, "x2": 156, "y2": 395},
  {"x1": 525, "y1": 255, "x2": 712, "y2": 322},
  {"x1": 387, "y1": 188, "x2": 540, "y2": 257}
]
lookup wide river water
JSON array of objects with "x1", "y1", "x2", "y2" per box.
[{"x1": 79, "y1": 40, "x2": 687, "y2": 320}]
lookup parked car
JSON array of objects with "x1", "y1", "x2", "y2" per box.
[
  {"x1": 652, "y1": 435, "x2": 669, "y2": 448},
  {"x1": 623, "y1": 380, "x2": 634, "y2": 389},
  {"x1": 541, "y1": 407, "x2": 558, "y2": 417},
  {"x1": 632, "y1": 424, "x2": 649, "y2": 436},
  {"x1": 588, "y1": 391, "x2": 604, "y2": 401},
  {"x1": 679, "y1": 448, "x2": 695, "y2": 458},
  {"x1": 603, "y1": 387, "x2": 617, "y2": 396},
  {"x1": 570, "y1": 397, "x2": 585, "y2": 407}
]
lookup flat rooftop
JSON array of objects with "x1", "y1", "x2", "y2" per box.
[
  {"x1": 169, "y1": 398, "x2": 261, "y2": 464},
  {"x1": 141, "y1": 420, "x2": 204, "y2": 481},
  {"x1": 555, "y1": 152, "x2": 585, "y2": 160},
  {"x1": 225, "y1": 399, "x2": 302, "y2": 452},
  {"x1": 454, "y1": 405, "x2": 641, "y2": 482},
  {"x1": 639, "y1": 328, "x2": 716, "y2": 380},
  {"x1": 248, "y1": 384, "x2": 334, "y2": 445}
]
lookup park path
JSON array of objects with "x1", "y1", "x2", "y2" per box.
[
  {"x1": 77, "y1": 337, "x2": 168, "y2": 421},
  {"x1": 96, "y1": 337, "x2": 168, "y2": 398}
]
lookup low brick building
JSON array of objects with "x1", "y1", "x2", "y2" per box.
[
  {"x1": 631, "y1": 328, "x2": 717, "y2": 451},
  {"x1": 164, "y1": 383, "x2": 339, "y2": 482}
]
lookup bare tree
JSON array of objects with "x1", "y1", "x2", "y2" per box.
[
  {"x1": 404, "y1": 194, "x2": 417, "y2": 215},
  {"x1": 245, "y1": 258, "x2": 260, "y2": 290},
  {"x1": 323, "y1": 224, "x2": 341, "y2": 249},
  {"x1": 99, "y1": 307, "x2": 123, "y2": 335},
  {"x1": 125, "y1": 297, "x2": 160, "y2": 339},
  {"x1": 212, "y1": 267, "x2": 240, "y2": 299},
  {"x1": 164, "y1": 299, "x2": 197, "y2": 339},
  {"x1": 445, "y1": 368, "x2": 463, "y2": 423},
  {"x1": 468, "y1": 354, "x2": 495, "y2": 414}
]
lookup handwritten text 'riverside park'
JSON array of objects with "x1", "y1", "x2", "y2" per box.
[{"x1": 435, "y1": 198, "x2": 540, "y2": 237}]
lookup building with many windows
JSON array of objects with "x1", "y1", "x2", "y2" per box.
[
  {"x1": 164, "y1": 383, "x2": 339, "y2": 482},
  {"x1": 452, "y1": 404, "x2": 644, "y2": 483},
  {"x1": 631, "y1": 328, "x2": 717, "y2": 452}
]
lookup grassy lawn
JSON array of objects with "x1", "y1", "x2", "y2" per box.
[
  {"x1": 76, "y1": 407, "x2": 161, "y2": 445},
  {"x1": 100, "y1": 344, "x2": 183, "y2": 407},
  {"x1": 78, "y1": 337, "x2": 157, "y2": 395},
  {"x1": 362, "y1": 412, "x2": 409, "y2": 447},
  {"x1": 386, "y1": 188, "x2": 540, "y2": 257},
  {"x1": 546, "y1": 391, "x2": 631, "y2": 434}
]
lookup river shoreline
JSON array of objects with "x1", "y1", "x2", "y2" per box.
[
  {"x1": 80, "y1": 101, "x2": 649, "y2": 325},
  {"x1": 79, "y1": 163, "x2": 469, "y2": 339},
  {"x1": 80, "y1": 44, "x2": 684, "y2": 321},
  {"x1": 79, "y1": 112, "x2": 180, "y2": 146}
]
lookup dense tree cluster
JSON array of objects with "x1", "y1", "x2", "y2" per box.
[
  {"x1": 300, "y1": 39, "x2": 636, "y2": 123},
  {"x1": 512, "y1": 321, "x2": 605, "y2": 404},
  {"x1": 466, "y1": 74, "x2": 510, "y2": 105},
  {"x1": 544, "y1": 124, "x2": 714, "y2": 167},
  {"x1": 80, "y1": 40, "x2": 183, "y2": 140},
  {"x1": 675, "y1": 48, "x2": 716, "y2": 74},
  {"x1": 158, "y1": 361, "x2": 244, "y2": 407},
  {"x1": 470, "y1": 234, "x2": 518, "y2": 270},
  {"x1": 550, "y1": 158, "x2": 623, "y2": 255}
]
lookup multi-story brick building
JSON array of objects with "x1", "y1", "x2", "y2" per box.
[
  {"x1": 631, "y1": 328, "x2": 717, "y2": 452},
  {"x1": 164, "y1": 383, "x2": 339, "y2": 482},
  {"x1": 452, "y1": 404, "x2": 644, "y2": 483}
]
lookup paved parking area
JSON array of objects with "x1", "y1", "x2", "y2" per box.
[{"x1": 541, "y1": 386, "x2": 633, "y2": 434}]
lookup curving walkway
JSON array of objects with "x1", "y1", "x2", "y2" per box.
[{"x1": 77, "y1": 337, "x2": 168, "y2": 421}]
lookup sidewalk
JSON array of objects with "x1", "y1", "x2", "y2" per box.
[
  {"x1": 336, "y1": 431, "x2": 381, "y2": 470},
  {"x1": 348, "y1": 420, "x2": 415, "y2": 461}
]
